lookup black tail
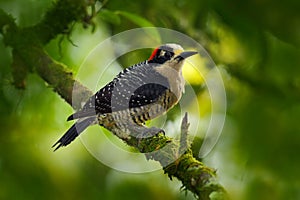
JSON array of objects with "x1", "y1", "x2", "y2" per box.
[{"x1": 52, "y1": 117, "x2": 96, "y2": 151}]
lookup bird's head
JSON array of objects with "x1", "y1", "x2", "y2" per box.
[{"x1": 148, "y1": 43, "x2": 197, "y2": 70}]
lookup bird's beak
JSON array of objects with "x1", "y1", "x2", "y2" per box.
[{"x1": 176, "y1": 51, "x2": 198, "y2": 61}]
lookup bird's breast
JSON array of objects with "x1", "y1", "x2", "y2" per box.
[{"x1": 154, "y1": 66, "x2": 185, "y2": 101}]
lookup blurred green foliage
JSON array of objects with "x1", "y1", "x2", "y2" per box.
[{"x1": 0, "y1": 0, "x2": 300, "y2": 199}]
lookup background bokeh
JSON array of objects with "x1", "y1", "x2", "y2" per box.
[{"x1": 0, "y1": 0, "x2": 300, "y2": 199}]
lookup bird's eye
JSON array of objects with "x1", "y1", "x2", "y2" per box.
[
  {"x1": 148, "y1": 49, "x2": 174, "y2": 64},
  {"x1": 164, "y1": 51, "x2": 173, "y2": 59}
]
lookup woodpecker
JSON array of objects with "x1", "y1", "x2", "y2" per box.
[{"x1": 53, "y1": 44, "x2": 197, "y2": 151}]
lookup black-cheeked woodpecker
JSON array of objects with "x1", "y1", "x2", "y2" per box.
[{"x1": 53, "y1": 43, "x2": 197, "y2": 151}]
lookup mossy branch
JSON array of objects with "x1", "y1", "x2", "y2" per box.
[
  {"x1": 124, "y1": 113, "x2": 227, "y2": 200},
  {"x1": 0, "y1": 1, "x2": 227, "y2": 199},
  {"x1": 28, "y1": 46, "x2": 93, "y2": 109}
]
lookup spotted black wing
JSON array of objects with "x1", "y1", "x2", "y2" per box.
[
  {"x1": 67, "y1": 61, "x2": 169, "y2": 121},
  {"x1": 128, "y1": 83, "x2": 168, "y2": 108}
]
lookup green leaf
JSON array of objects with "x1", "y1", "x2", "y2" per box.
[{"x1": 98, "y1": 9, "x2": 121, "y2": 25}]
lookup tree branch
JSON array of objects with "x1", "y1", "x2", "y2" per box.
[
  {"x1": 0, "y1": 1, "x2": 227, "y2": 199},
  {"x1": 128, "y1": 113, "x2": 228, "y2": 199}
]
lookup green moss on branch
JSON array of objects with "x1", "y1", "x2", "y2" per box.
[
  {"x1": 123, "y1": 113, "x2": 227, "y2": 200},
  {"x1": 26, "y1": 46, "x2": 92, "y2": 109}
]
